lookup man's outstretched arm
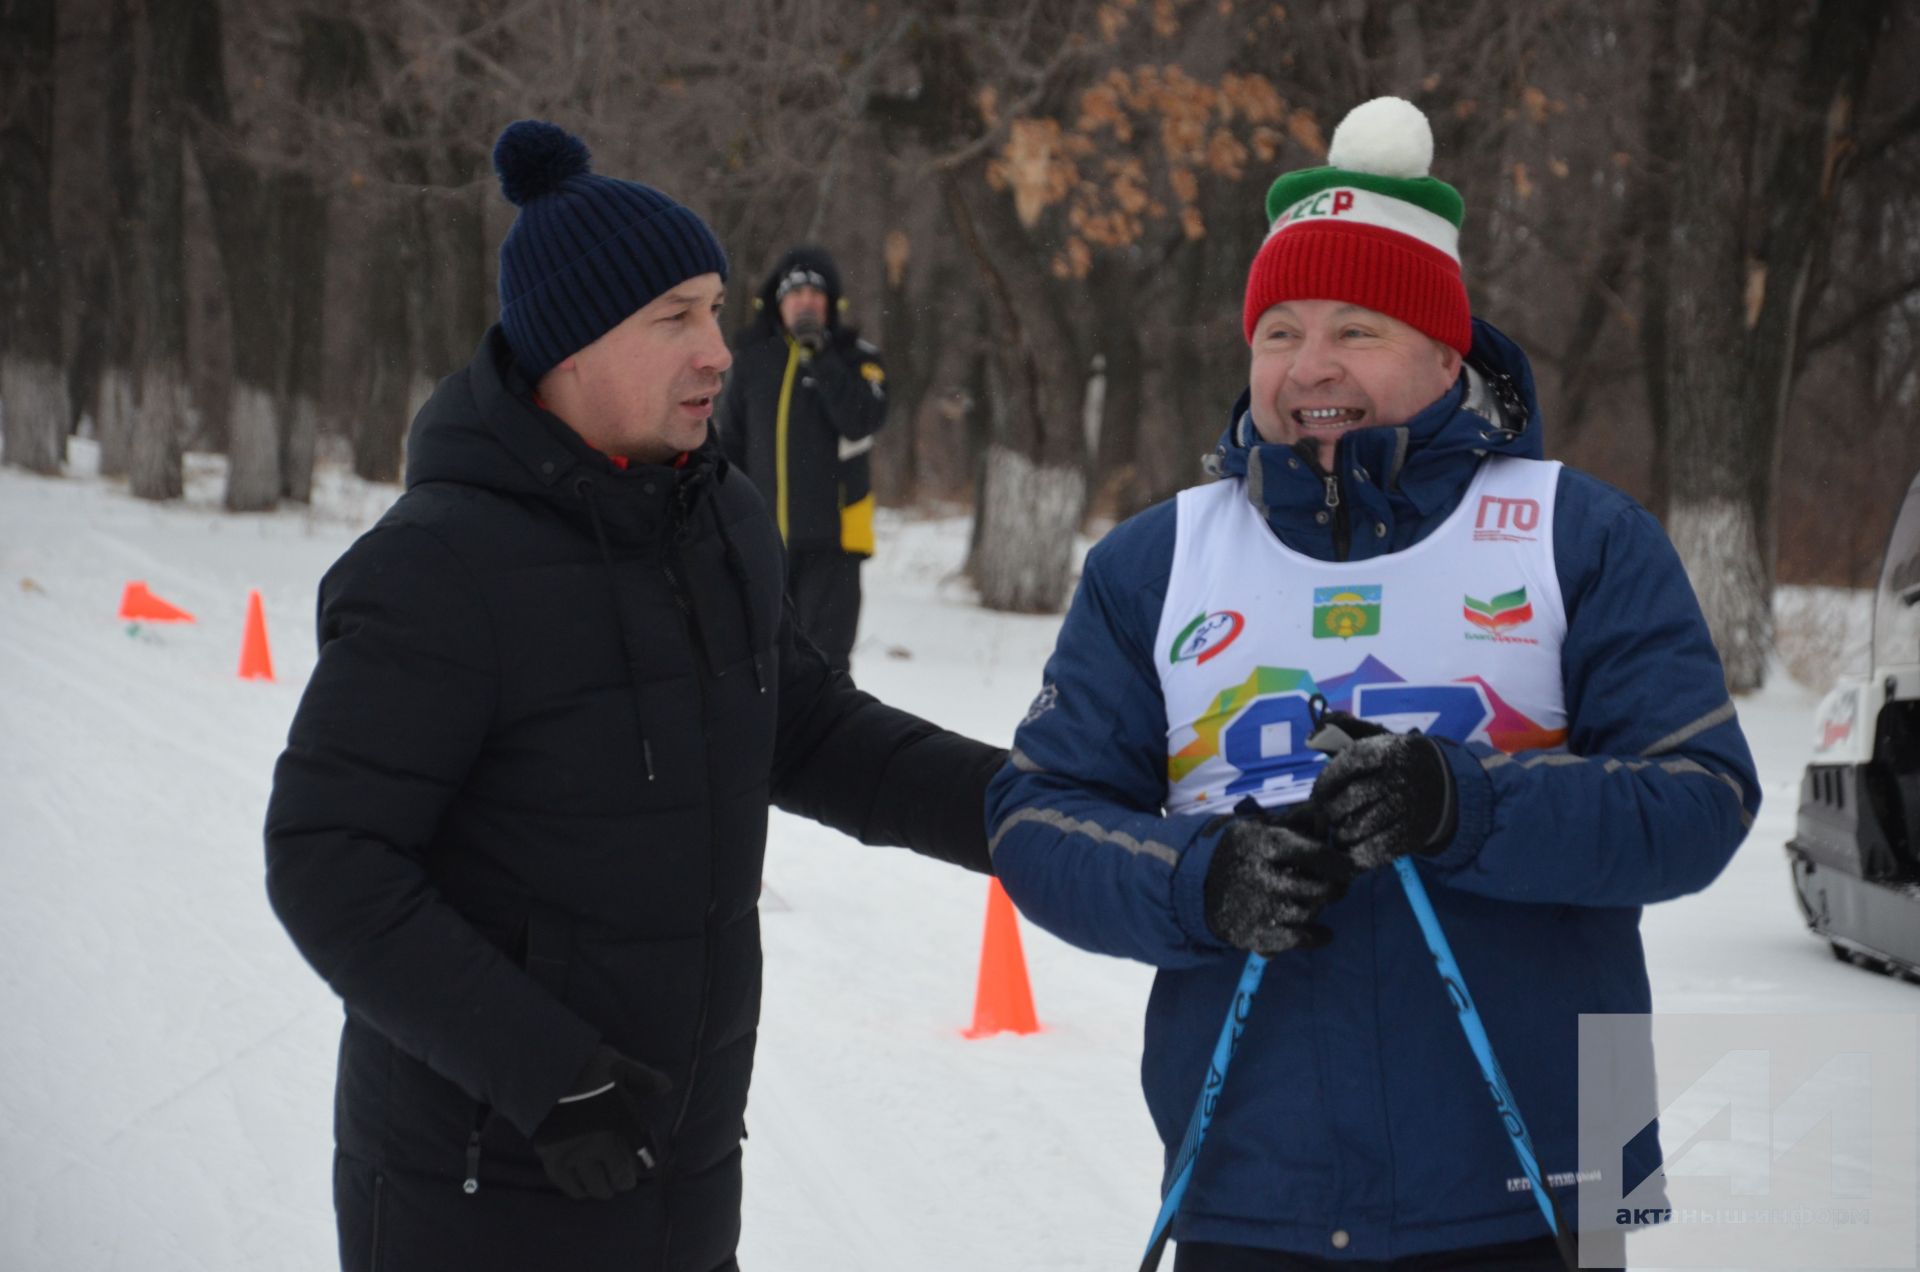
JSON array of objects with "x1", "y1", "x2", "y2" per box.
[{"x1": 769, "y1": 600, "x2": 1003, "y2": 874}]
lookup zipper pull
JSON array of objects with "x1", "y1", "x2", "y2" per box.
[
  {"x1": 463, "y1": 1128, "x2": 481, "y2": 1194},
  {"x1": 1324, "y1": 475, "x2": 1340, "y2": 510}
]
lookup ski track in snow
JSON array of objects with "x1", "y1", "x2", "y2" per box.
[{"x1": 2, "y1": 445, "x2": 1915, "y2": 1271}]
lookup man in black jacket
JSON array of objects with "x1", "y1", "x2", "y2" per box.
[
  {"x1": 264, "y1": 120, "x2": 1002, "y2": 1272},
  {"x1": 719, "y1": 245, "x2": 885, "y2": 672}
]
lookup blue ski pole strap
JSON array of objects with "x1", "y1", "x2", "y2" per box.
[
  {"x1": 1139, "y1": 951, "x2": 1269, "y2": 1272},
  {"x1": 1393, "y1": 857, "x2": 1575, "y2": 1269}
]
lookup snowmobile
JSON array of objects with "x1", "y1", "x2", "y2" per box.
[{"x1": 1786, "y1": 468, "x2": 1920, "y2": 980}]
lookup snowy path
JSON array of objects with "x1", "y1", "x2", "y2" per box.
[{"x1": 1, "y1": 449, "x2": 1913, "y2": 1270}]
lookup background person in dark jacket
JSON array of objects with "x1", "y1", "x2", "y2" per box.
[
  {"x1": 264, "y1": 121, "x2": 1002, "y2": 1272},
  {"x1": 987, "y1": 97, "x2": 1758, "y2": 1270},
  {"x1": 719, "y1": 245, "x2": 886, "y2": 672}
]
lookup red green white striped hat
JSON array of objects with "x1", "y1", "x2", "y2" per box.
[{"x1": 1242, "y1": 96, "x2": 1471, "y2": 352}]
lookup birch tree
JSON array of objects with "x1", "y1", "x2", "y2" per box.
[
  {"x1": 1649, "y1": 0, "x2": 1890, "y2": 690},
  {"x1": 0, "y1": 0, "x2": 66, "y2": 475}
]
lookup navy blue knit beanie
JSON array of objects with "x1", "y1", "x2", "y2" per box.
[{"x1": 492, "y1": 120, "x2": 729, "y2": 380}]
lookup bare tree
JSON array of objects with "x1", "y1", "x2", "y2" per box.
[
  {"x1": 1647, "y1": 0, "x2": 1890, "y2": 691},
  {"x1": 188, "y1": 0, "x2": 284, "y2": 510},
  {"x1": 0, "y1": 0, "x2": 66, "y2": 475},
  {"x1": 33, "y1": 0, "x2": 1916, "y2": 686},
  {"x1": 51, "y1": 0, "x2": 123, "y2": 467},
  {"x1": 863, "y1": 1, "x2": 1322, "y2": 611},
  {"x1": 126, "y1": 0, "x2": 196, "y2": 500}
]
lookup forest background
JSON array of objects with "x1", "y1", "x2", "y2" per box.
[{"x1": 4, "y1": 0, "x2": 1919, "y2": 692}]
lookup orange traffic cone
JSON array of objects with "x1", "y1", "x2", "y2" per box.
[
  {"x1": 238, "y1": 589, "x2": 275, "y2": 681},
  {"x1": 118, "y1": 581, "x2": 195, "y2": 624},
  {"x1": 962, "y1": 879, "x2": 1040, "y2": 1038}
]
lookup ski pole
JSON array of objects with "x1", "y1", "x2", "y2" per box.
[
  {"x1": 1391, "y1": 858, "x2": 1579, "y2": 1271},
  {"x1": 1305, "y1": 700, "x2": 1577, "y2": 1271},
  {"x1": 1137, "y1": 949, "x2": 1268, "y2": 1272}
]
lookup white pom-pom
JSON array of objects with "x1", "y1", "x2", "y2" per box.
[{"x1": 1326, "y1": 97, "x2": 1433, "y2": 179}]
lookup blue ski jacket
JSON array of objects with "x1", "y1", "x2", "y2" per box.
[{"x1": 986, "y1": 320, "x2": 1758, "y2": 1260}]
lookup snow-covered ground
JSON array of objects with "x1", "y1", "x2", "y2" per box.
[{"x1": 1, "y1": 444, "x2": 1914, "y2": 1271}]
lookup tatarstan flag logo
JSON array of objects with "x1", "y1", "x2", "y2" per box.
[
  {"x1": 1311, "y1": 586, "x2": 1381, "y2": 639},
  {"x1": 1463, "y1": 586, "x2": 1533, "y2": 635}
]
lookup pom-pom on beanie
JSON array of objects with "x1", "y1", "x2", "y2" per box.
[
  {"x1": 1242, "y1": 97, "x2": 1470, "y2": 352},
  {"x1": 492, "y1": 119, "x2": 729, "y2": 379}
]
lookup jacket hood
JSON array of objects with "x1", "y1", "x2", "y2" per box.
[
  {"x1": 1207, "y1": 318, "x2": 1542, "y2": 546},
  {"x1": 405, "y1": 325, "x2": 723, "y2": 534},
  {"x1": 743, "y1": 244, "x2": 847, "y2": 341}
]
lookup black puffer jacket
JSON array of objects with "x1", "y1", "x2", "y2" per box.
[
  {"x1": 265, "y1": 326, "x2": 998, "y2": 1271},
  {"x1": 719, "y1": 246, "x2": 886, "y2": 553}
]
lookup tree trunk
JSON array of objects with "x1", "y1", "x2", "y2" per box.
[
  {"x1": 207, "y1": 155, "x2": 286, "y2": 510},
  {"x1": 97, "y1": 367, "x2": 135, "y2": 476},
  {"x1": 53, "y1": 0, "x2": 115, "y2": 449},
  {"x1": 130, "y1": 367, "x2": 186, "y2": 499},
  {"x1": 1088, "y1": 260, "x2": 1144, "y2": 514},
  {"x1": 1637, "y1": 0, "x2": 1682, "y2": 520},
  {"x1": 349, "y1": 112, "x2": 474, "y2": 486},
  {"x1": 0, "y1": 0, "x2": 66, "y2": 473},
  {"x1": 280, "y1": 394, "x2": 319, "y2": 502},
  {"x1": 402, "y1": 144, "x2": 488, "y2": 384},
  {"x1": 873, "y1": 226, "x2": 924, "y2": 506},
  {"x1": 943, "y1": 170, "x2": 1089, "y2": 612},
  {"x1": 420, "y1": 165, "x2": 489, "y2": 376},
  {"x1": 128, "y1": 0, "x2": 193, "y2": 501},
  {"x1": 225, "y1": 384, "x2": 280, "y2": 511},
  {"x1": 1134, "y1": 245, "x2": 1213, "y2": 513},
  {"x1": 1665, "y1": 334, "x2": 1772, "y2": 689},
  {"x1": 1, "y1": 358, "x2": 67, "y2": 473},
  {"x1": 1659, "y1": 0, "x2": 1887, "y2": 692},
  {"x1": 274, "y1": 172, "x2": 327, "y2": 503},
  {"x1": 870, "y1": 12, "x2": 1094, "y2": 610},
  {"x1": 96, "y1": 0, "x2": 137, "y2": 478},
  {"x1": 65, "y1": 257, "x2": 110, "y2": 446},
  {"x1": 276, "y1": 13, "x2": 366, "y2": 502},
  {"x1": 1666, "y1": 503, "x2": 1772, "y2": 688},
  {"x1": 355, "y1": 194, "x2": 415, "y2": 483},
  {"x1": 1732, "y1": 0, "x2": 1888, "y2": 553},
  {"x1": 974, "y1": 443, "x2": 1088, "y2": 612},
  {"x1": 184, "y1": 0, "x2": 284, "y2": 512}
]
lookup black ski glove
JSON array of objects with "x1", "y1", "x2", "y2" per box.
[
  {"x1": 1202, "y1": 798, "x2": 1355, "y2": 954},
  {"x1": 532, "y1": 1045, "x2": 673, "y2": 1201},
  {"x1": 1308, "y1": 713, "x2": 1459, "y2": 872}
]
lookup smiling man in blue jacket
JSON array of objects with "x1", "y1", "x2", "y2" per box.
[{"x1": 986, "y1": 97, "x2": 1758, "y2": 1271}]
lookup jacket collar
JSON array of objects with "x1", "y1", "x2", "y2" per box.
[{"x1": 405, "y1": 325, "x2": 727, "y2": 545}]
